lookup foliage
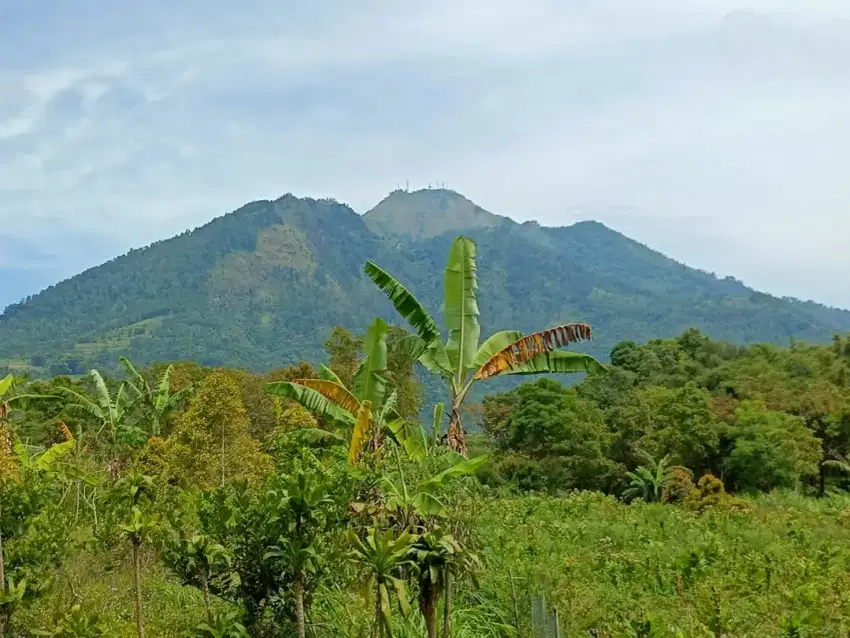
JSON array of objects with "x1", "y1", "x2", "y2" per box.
[
  {"x1": 622, "y1": 452, "x2": 687, "y2": 503},
  {"x1": 723, "y1": 401, "x2": 821, "y2": 493},
  {"x1": 165, "y1": 372, "x2": 272, "y2": 488},
  {"x1": 347, "y1": 527, "x2": 416, "y2": 638},
  {"x1": 120, "y1": 358, "x2": 194, "y2": 437},
  {"x1": 366, "y1": 235, "x2": 606, "y2": 453},
  {"x1": 32, "y1": 605, "x2": 108, "y2": 637},
  {"x1": 266, "y1": 318, "x2": 427, "y2": 465},
  {"x1": 7, "y1": 217, "x2": 850, "y2": 638}
]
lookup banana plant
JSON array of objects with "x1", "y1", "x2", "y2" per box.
[
  {"x1": 11, "y1": 439, "x2": 99, "y2": 487},
  {"x1": 120, "y1": 358, "x2": 194, "y2": 437},
  {"x1": 380, "y1": 448, "x2": 488, "y2": 527},
  {"x1": 412, "y1": 528, "x2": 481, "y2": 638},
  {"x1": 622, "y1": 451, "x2": 686, "y2": 503},
  {"x1": 265, "y1": 317, "x2": 427, "y2": 464},
  {"x1": 365, "y1": 236, "x2": 607, "y2": 455},
  {"x1": 348, "y1": 527, "x2": 417, "y2": 638},
  {"x1": 54, "y1": 370, "x2": 134, "y2": 443},
  {"x1": 1, "y1": 374, "x2": 58, "y2": 468}
]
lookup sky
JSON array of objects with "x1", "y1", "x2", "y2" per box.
[{"x1": 1, "y1": 0, "x2": 849, "y2": 311}]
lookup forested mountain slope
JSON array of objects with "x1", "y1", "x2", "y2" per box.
[{"x1": 2, "y1": 188, "x2": 848, "y2": 376}]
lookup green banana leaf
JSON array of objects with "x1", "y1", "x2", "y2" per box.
[
  {"x1": 364, "y1": 261, "x2": 442, "y2": 344},
  {"x1": 493, "y1": 350, "x2": 607, "y2": 377},
  {"x1": 443, "y1": 237, "x2": 481, "y2": 380},
  {"x1": 265, "y1": 382, "x2": 355, "y2": 426},
  {"x1": 353, "y1": 317, "x2": 389, "y2": 408}
]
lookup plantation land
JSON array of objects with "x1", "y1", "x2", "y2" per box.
[{"x1": 17, "y1": 491, "x2": 850, "y2": 637}]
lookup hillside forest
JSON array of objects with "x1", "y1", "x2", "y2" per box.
[
  {"x1": 3, "y1": 237, "x2": 850, "y2": 636},
  {"x1": 3, "y1": 190, "x2": 850, "y2": 380}
]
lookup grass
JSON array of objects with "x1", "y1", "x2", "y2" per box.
[
  {"x1": 474, "y1": 489, "x2": 850, "y2": 636},
  {"x1": 17, "y1": 491, "x2": 850, "y2": 637}
]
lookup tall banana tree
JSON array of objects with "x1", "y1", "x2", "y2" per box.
[
  {"x1": 120, "y1": 358, "x2": 194, "y2": 437},
  {"x1": 365, "y1": 236, "x2": 607, "y2": 455},
  {"x1": 265, "y1": 318, "x2": 426, "y2": 464}
]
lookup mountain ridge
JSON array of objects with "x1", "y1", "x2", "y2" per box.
[{"x1": 1, "y1": 189, "x2": 849, "y2": 377}]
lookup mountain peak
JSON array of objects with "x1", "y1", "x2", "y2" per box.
[{"x1": 363, "y1": 188, "x2": 511, "y2": 239}]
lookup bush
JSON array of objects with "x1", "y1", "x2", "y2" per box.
[{"x1": 662, "y1": 467, "x2": 695, "y2": 504}]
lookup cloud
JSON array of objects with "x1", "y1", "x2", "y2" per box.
[{"x1": 1, "y1": 0, "x2": 849, "y2": 309}]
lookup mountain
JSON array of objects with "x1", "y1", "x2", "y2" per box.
[
  {"x1": 2, "y1": 188, "x2": 849, "y2": 378},
  {"x1": 364, "y1": 188, "x2": 511, "y2": 239}
]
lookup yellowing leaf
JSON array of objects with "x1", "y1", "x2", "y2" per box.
[
  {"x1": 293, "y1": 379, "x2": 361, "y2": 414},
  {"x1": 473, "y1": 323, "x2": 594, "y2": 380},
  {"x1": 348, "y1": 400, "x2": 373, "y2": 465}
]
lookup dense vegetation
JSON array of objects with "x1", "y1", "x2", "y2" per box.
[
  {"x1": 2, "y1": 190, "x2": 849, "y2": 381},
  {"x1": 4, "y1": 236, "x2": 850, "y2": 637}
]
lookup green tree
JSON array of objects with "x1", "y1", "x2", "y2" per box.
[
  {"x1": 114, "y1": 471, "x2": 159, "y2": 638},
  {"x1": 412, "y1": 527, "x2": 481, "y2": 638},
  {"x1": 723, "y1": 401, "x2": 821, "y2": 492},
  {"x1": 365, "y1": 236, "x2": 606, "y2": 455},
  {"x1": 385, "y1": 326, "x2": 423, "y2": 422},
  {"x1": 323, "y1": 326, "x2": 363, "y2": 390},
  {"x1": 163, "y1": 532, "x2": 234, "y2": 617},
  {"x1": 0, "y1": 442, "x2": 71, "y2": 638},
  {"x1": 264, "y1": 471, "x2": 334, "y2": 638},
  {"x1": 482, "y1": 379, "x2": 618, "y2": 491},
  {"x1": 167, "y1": 372, "x2": 271, "y2": 489},
  {"x1": 636, "y1": 384, "x2": 721, "y2": 477}
]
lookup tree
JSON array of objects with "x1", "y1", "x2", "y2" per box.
[
  {"x1": 385, "y1": 326, "x2": 423, "y2": 422},
  {"x1": 167, "y1": 372, "x2": 271, "y2": 489},
  {"x1": 348, "y1": 527, "x2": 416, "y2": 638},
  {"x1": 323, "y1": 326, "x2": 363, "y2": 389},
  {"x1": 723, "y1": 401, "x2": 821, "y2": 492},
  {"x1": 264, "y1": 471, "x2": 334, "y2": 638},
  {"x1": 481, "y1": 379, "x2": 618, "y2": 492},
  {"x1": 266, "y1": 318, "x2": 427, "y2": 464},
  {"x1": 115, "y1": 471, "x2": 159, "y2": 638},
  {"x1": 635, "y1": 384, "x2": 721, "y2": 477},
  {"x1": 365, "y1": 236, "x2": 606, "y2": 455},
  {"x1": 0, "y1": 440, "x2": 72, "y2": 638},
  {"x1": 163, "y1": 533, "x2": 233, "y2": 618},
  {"x1": 120, "y1": 358, "x2": 194, "y2": 437}
]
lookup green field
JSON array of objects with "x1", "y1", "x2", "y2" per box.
[{"x1": 13, "y1": 491, "x2": 850, "y2": 637}]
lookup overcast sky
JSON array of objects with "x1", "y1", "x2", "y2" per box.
[{"x1": 2, "y1": 0, "x2": 849, "y2": 311}]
